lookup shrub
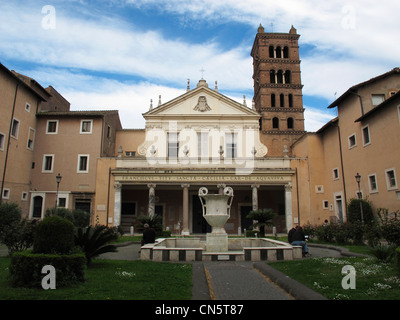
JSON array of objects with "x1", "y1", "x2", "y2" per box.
[
  {"x1": 9, "y1": 250, "x2": 86, "y2": 288},
  {"x1": 1, "y1": 219, "x2": 38, "y2": 255},
  {"x1": 33, "y1": 216, "x2": 75, "y2": 254},
  {"x1": 364, "y1": 222, "x2": 382, "y2": 247},
  {"x1": 302, "y1": 224, "x2": 316, "y2": 240},
  {"x1": 347, "y1": 198, "x2": 374, "y2": 224},
  {"x1": 0, "y1": 202, "x2": 22, "y2": 236},
  {"x1": 381, "y1": 218, "x2": 400, "y2": 247},
  {"x1": 396, "y1": 247, "x2": 400, "y2": 276},
  {"x1": 74, "y1": 225, "x2": 118, "y2": 265},
  {"x1": 45, "y1": 207, "x2": 90, "y2": 228},
  {"x1": 315, "y1": 224, "x2": 335, "y2": 243},
  {"x1": 369, "y1": 244, "x2": 397, "y2": 263}
]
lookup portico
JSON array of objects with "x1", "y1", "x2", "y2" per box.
[{"x1": 110, "y1": 162, "x2": 295, "y2": 234}]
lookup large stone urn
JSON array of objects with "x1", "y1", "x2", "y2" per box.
[{"x1": 198, "y1": 187, "x2": 234, "y2": 252}]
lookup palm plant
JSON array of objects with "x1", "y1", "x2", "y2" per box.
[
  {"x1": 74, "y1": 225, "x2": 118, "y2": 265},
  {"x1": 246, "y1": 208, "x2": 277, "y2": 237}
]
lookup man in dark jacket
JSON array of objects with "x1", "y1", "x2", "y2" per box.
[
  {"x1": 288, "y1": 226, "x2": 297, "y2": 244},
  {"x1": 291, "y1": 225, "x2": 309, "y2": 257}
]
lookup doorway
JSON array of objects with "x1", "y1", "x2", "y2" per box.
[
  {"x1": 32, "y1": 196, "x2": 43, "y2": 219},
  {"x1": 192, "y1": 195, "x2": 211, "y2": 234},
  {"x1": 240, "y1": 205, "x2": 253, "y2": 231}
]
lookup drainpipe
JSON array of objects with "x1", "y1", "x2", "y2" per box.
[{"x1": 1, "y1": 83, "x2": 19, "y2": 204}]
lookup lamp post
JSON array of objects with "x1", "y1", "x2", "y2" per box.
[
  {"x1": 55, "y1": 173, "x2": 62, "y2": 213},
  {"x1": 355, "y1": 173, "x2": 364, "y2": 226}
]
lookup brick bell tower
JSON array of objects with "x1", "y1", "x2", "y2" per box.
[{"x1": 251, "y1": 24, "x2": 305, "y2": 156}]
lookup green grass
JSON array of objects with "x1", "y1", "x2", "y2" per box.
[
  {"x1": 0, "y1": 257, "x2": 192, "y2": 300},
  {"x1": 269, "y1": 256, "x2": 400, "y2": 300}
]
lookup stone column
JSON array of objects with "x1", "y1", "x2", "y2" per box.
[
  {"x1": 147, "y1": 184, "x2": 156, "y2": 217},
  {"x1": 251, "y1": 184, "x2": 259, "y2": 211},
  {"x1": 181, "y1": 184, "x2": 190, "y2": 236},
  {"x1": 285, "y1": 183, "x2": 293, "y2": 231},
  {"x1": 114, "y1": 182, "x2": 122, "y2": 227}
]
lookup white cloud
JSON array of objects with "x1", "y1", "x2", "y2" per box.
[
  {"x1": 1, "y1": 0, "x2": 399, "y2": 132},
  {"x1": 304, "y1": 107, "x2": 337, "y2": 132}
]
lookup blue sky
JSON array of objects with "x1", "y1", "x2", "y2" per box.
[{"x1": 1, "y1": 0, "x2": 399, "y2": 130}]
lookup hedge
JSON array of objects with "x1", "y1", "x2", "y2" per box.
[
  {"x1": 9, "y1": 250, "x2": 86, "y2": 288},
  {"x1": 397, "y1": 247, "x2": 400, "y2": 276}
]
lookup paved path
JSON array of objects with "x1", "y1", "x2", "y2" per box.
[{"x1": 203, "y1": 261, "x2": 293, "y2": 300}]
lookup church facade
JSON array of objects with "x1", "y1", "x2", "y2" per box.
[{"x1": 94, "y1": 77, "x2": 296, "y2": 234}]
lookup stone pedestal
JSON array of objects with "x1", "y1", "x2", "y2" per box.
[{"x1": 206, "y1": 233, "x2": 228, "y2": 253}]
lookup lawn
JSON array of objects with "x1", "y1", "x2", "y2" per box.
[
  {"x1": 269, "y1": 256, "x2": 400, "y2": 300},
  {"x1": 0, "y1": 257, "x2": 192, "y2": 300}
]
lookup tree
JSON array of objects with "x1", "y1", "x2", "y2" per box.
[
  {"x1": 347, "y1": 198, "x2": 374, "y2": 224},
  {"x1": 246, "y1": 208, "x2": 277, "y2": 237}
]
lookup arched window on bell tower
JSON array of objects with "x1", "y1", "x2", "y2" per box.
[
  {"x1": 289, "y1": 94, "x2": 294, "y2": 108},
  {"x1": 287, "y1": 117, "x2": 294, "y2": 129},
  {"x1": 283, "y1": 46, "x2": 289, "y2": 58},
  {"x1": 271, "y1": 94, "x2": 276, "y2": 107},
  {"x1": 277, "y1": 70, "x2": 284, "y2": 84},
  {"x1": 269, "y1": 46, "x2": 275, "y2": 58},
  {"x1": 270, "y1": 70, "x2": 276, "y2": 84},
  {"x1": 285, "y1": 70, "x2": 291, "y2": 84},
  {"x1": 273, "y1": 117, "x2": 279, "y2": 129},
  {"x1": 276, "y1": 46, "x2": 282, "y2": 58}
]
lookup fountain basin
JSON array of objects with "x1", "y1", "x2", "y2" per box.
[{"x1": 140, "y1": 237, "x2": 302, "y2": 262}]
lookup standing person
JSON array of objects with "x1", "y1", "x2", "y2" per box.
[
  {"x1": 291, "y1": 225, "x2": 309, "y2": 257},
  {"x1": 141, "y1": 223, "x2": 156, "y2": 246},
  {"x1": 288, "y1": 226, "x2": 297, "y2": 244}
]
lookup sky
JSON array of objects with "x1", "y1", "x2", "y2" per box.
[{"x1": 0, "y1": 0, "x2": 399, "y2": 131}]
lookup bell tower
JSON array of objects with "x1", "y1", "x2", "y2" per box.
[{"x1": 251, "y1": 24, "x2": 305, "y2": 156}]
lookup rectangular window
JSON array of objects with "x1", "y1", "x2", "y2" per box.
[
  {"x1": 58, "y1": 197, "x2": 67, "y2": 208},
  {"x1": 368, "y1": 174, "x2": 378, "y2": 194},
  {"x1": 197, "y1": 132, "x2": 209, "y2": 158},
  {"x1": 323, "y1": 200, "x2": 329, "y2": 210},
  {"x1": 0, "y1": 132, "x2": 5, "y2": 151},
  {"x1": 22, "y1": 192, "x2": 28, "y2": 201},
  {"x1": 25, "y1": 102, "x2": 31, "y2": 112},
  {"x1": 385, "y1": 169, "x2": 398, "y2": 190},
  {"x1": 362, "y1": 125, "x2": 371, "y2": 146},
  {"x1": 46, "y1": 120, "x2": 58, "y2": 134},
  {"x1": 27, "y1": 127, "x2": 35, "y2": 150},
  {"x1": 348, "y1": 134, "x2": 357, "y2": 149},
  {"x1": 2, "y1": 188, "x2": 10, "y2": 200},
  {"x1": 225, "y1": 132, "x2": 238, "y2": 159},
  {"x1": 168, "y1": 132, "x2": 179, "y2": 158},
  {"x1": 11, "y1": 118, "x2": 20, "y2": 139},
  {"x1": 80, "y1": 120, "x2": 93, "y2": 134},
  {"x1": 372, "y1": 94, "x2": 385, "y2": 106},
  {"x1": 77, "y1": 155, "x2": 89, "y2": 173},
  {"x1": 333, "y1": 168, "x2": 339, "y2": 180},
  {"x1": 42, "y1": 155, "x2": 54, "y2": 173}
]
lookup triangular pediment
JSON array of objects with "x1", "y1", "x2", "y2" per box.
[{"x1": 143, "y1": 80, "x2": 259, "y2": 119}]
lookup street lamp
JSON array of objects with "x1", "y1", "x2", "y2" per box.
[
  {"x1": 55, "y1": 173, "x2": 62, "y2": 213},
  {"x1": 355, "y1": 173, "x2": 364, "y2": 226}
]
